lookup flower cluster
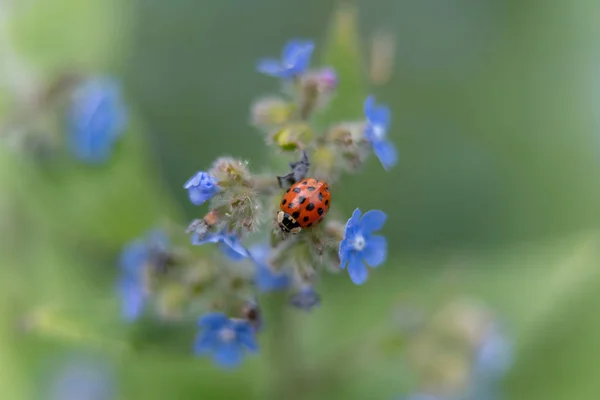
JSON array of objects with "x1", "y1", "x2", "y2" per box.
[{"x1": 117, "y1": 39, "x2": 398, "y2": 368}]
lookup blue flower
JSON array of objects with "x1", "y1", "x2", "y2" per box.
[
  {"x1": 67, "y1": 77, "x2": 127, "y2": 163},
  {"x1": 194, "y1": 312, "x2": 259, "y2": 368},
  {"x1": 289, "y1": 286, "x2": 321, "y2": 311},
  {"x1": 364, "y1": 95, "x2": 398, "y2": 170},
  {"x1": 339, "y1": 208, "x2": 388, "y2": 285},
  {"x1": 184, "y1": 171, "x2": 220, "y2": 206},
  {"x1": 249, "y1": 244, "x2": 291, "y2": 292},
  {"x1": 118, "y1": 230, "x2": 168, "y2": 322},
  {"x1": 256, "y1": 39, "x2": 315, "y2": 79},
  {"x1": 191, "y1": 230, "x2": 249, "y2": 259}
]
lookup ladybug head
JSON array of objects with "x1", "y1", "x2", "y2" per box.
[{"x1": 277, "y1": 211, "x2": 302, "y2": 234}]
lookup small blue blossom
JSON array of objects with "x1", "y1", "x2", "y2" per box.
[
  {"x1": 47, "y1": 355, "x2": 115, "y2": 400},
  {"x1": 364, "y1": 95, "x2": 398, "y2": 170},
  {"x1": 67, "y1": 77, "x2": 127, "y2": 163},
  {"x1": 339, "y1": 208, "x2": 388, "y2": 285},
  {"x1": 256, "y1": 39, "x2": 315, "y2": 79},
  {"x1": 191, "y1": 230, "x2": 249, "y2": 259},
  {"x1": 289, "y1": 286, "x2": 321, "y2": 311},
  {"x1": 184, "y1": 171, "x2": 220, "y2": 206},
  {"x1": 118, "y1": 230, "x2": 168, "y2": 322},
  {"x1": 249, "y1": 244, "x2": 291, "y2": 292},
  {"x1": 194, "y1": 312, "x2": 259, "y2": 368}
]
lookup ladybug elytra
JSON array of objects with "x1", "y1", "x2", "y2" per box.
[{"x1": 277, "y1": 178, "x2": 331, "y2": 234}]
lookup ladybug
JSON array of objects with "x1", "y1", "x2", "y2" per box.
[{"x1": 278, "y1": 178, "x2": 331, "y2": 234}]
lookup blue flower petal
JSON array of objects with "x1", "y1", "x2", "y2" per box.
[
  {"x1": 256, "y1": 58, "x2": 284, "y2": 77},
  {"x1": 184, "y1": 172, "x2": 220, "y2": 206},
  {"x1": 221, "y1": 235, "x2": 249, "y2": 259},
  {"x1": 364, "y1": 95, "x2": 391, "y2": 127},
  {"x1": 289, "y1": 43, "x2": 314, "y2": 72},
  {"x1": 344, "y1": 208, "x2": 362, "y2": 236},
  {"x1": 359, "y1": 210, "x2": 387, "y2": 234},
  {"x1": 362, "y1": 235, "x2": 387, "y2": 267},
  {"x1": 338, "y1": 238, "x2": 352, "y2": 270},
  {"x1": 373, "y1": 139, "x2": 398, "y2": 171},
  {"x1": 255, "y1": 265, "x2": 290, "y2": 292},
  {"x1": 68, "y1": 78, "x2": 127, "y2": 164},
  {"x1": 213, "y1": 342, "x2": 243, "y2": 368},
  {"x1": 119, "y1": 240, "x2": 148, "y2": 275},
  {"x1": 197, "y1": 312, "x2": 229, "y2": 329},
  {"x1": 220, "y1": 241, "x2": 247, "y2": 261},
  {"x1": 347, "y1": 252, "x2": 369, "y2": 285},
  {"x1": 235, "y1": 324, "x2": 259, "y2": 352},
  {"x1": 118, "y1": 278, "x2": 145, "y2": 322},
  {"x1": 187, "y1": 190, "x2": 212, "y2": 206},
  {"x1": 193, "y1": 332, "x2": 217, "y2": 355},
  {"x1": 282, "y1": 39, "x2": 307, "y2": 60}
]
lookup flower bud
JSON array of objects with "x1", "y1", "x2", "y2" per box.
[
  {"x1": 272, "y1": 123, "x2": 314, "y2": 151},
  {"x1": 251, "y1": 97, "x2": 295, "y2": 128}
]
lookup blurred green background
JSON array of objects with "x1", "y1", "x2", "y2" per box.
[{"x1": 1, "y1": 0, "x2": 600, "y2": 399}]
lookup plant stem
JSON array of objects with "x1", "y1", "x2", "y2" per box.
[{"x1": 265, "y1": 295, "x2": 303, "y2": 400}]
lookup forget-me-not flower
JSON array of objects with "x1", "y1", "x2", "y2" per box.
[
  {"x1": 67, "y1": 77, "x2": 127, "y2": 164},
  {"x1": 184, "y1": 171, "x2": 220, "y2": 206},
  {"x1": 248, "y1": 244, "x2": 291, "y2": 292},
  {"x1": 191, "y1": 230, "x2": 249, "y2": 259},
  {"x1": 339, "y1": 208, "x2": 388, "y2": 285},
  {"x1": 118, "y1": 230, "x2": 168, "y2": 322},
  {"x1": 256, "y1": 39, "x2": 315, "y2": 79},
  {"x1": 364, "y1": 95, "x2": 398, "y2": 170},
  {"x1": 290, "y1": 285, "x2": 321, "y2": 311},
  {"x1": 194, "y1": 312, "x2": 259, "y2": 368}
]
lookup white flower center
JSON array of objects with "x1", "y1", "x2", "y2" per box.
[
  {"x1": 352, "y1": 235, "x2": 367, "y2": 251},
  {"x1": 218, "y1": 327, "x2": 236, "y2": 342},
  {"x1": 371, "y1": 124, "x2": 386, "y2": 141}
]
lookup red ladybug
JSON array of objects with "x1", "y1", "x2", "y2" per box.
[{"x1": 277, "y1": 178, "x2": 331, "y2": 234}]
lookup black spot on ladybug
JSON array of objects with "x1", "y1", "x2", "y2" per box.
[
  {"x1": 307, "y1": 186, "x2": 316, "y2": 191},
  {"x1": 288, "y1": 202, "x2": 294, "y2": 208},
  {"x1": 302, "y1": 181, "x2": 308, "y2": 185},
  {"x1": 306, "y1": 203, "x2": 315, "y2": 211},
  {"x1": 298, "y1": 196, "x2": 306, "y2": 204},
  {"x1": 307, "y1": 222, "x2": 313, "y2": 227},
  {"x1": 318, "y1": 192, "x2": 323, "y2": 201},
  {"x1": 293, "y1": 187, "x2": 301, "y2": 193},
  {"x1": 317, "y1": 208, "x2": 324, "y2": 215},
  {"x1": 303, "y1": 216, "x2": 309, "y2": 222},
  {"x1": 325, "y1": 187, "x2": 330, "y2": 192},
  {"x1": 286, "y1": 188, "x2": 290, "y2": 193},
  {"x1": 281, "y1": 199, "x2": 287, "y2": 205},
  {"x1": 325, "y1": 199, "x2": 329, "y2": 206},
  {"x1": 292, "y1": 211, "x2": 300, "y2": 219}
]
